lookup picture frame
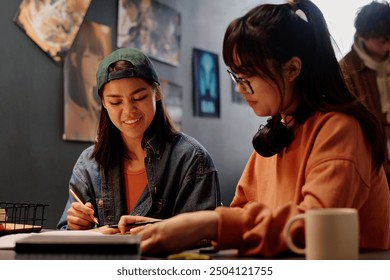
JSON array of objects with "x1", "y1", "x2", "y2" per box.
[
  {"x1": 192, "y1": 48, "x2": 220, "y2": 118},
  {"x1": 14, "y1": 0, "x2": 92, "y2": 65},
  {"x1": 117, "y1": 0, "x2": 181, "y2": 67},
  {"x1": 160, "y1": 79, "x2": 183, "y2": 131},
  {"x1": 63, "y1": 21, "x2": 112, "y2": 142}
]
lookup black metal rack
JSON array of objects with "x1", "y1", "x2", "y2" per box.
[{"x1": 0, "y1": 202, "x2": 48, "y2": 236}]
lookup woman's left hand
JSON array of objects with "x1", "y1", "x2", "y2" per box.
[{"x1": 134, "y1": 210, "x2": 219, "y2": 255}]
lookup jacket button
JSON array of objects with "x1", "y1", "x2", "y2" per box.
[{"x1": 98, "y1": 199, "x2": 104, "y2": 207}]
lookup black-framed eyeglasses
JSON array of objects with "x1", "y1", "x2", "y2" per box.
[{"x1": 227, "y1": 68, "x2": 254, "y2": 95}]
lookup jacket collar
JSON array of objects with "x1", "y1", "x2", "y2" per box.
[{"x1": 144, "y1": 135, "x2": 165, "y2": 160}]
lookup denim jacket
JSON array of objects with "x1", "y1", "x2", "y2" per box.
[{"x1": 57, "y1": 132, "x2": 221, "y2": 229}]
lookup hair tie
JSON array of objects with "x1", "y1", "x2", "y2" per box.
[{"x1": 295, "y1": 9, "x2": 308, "y2": 22}]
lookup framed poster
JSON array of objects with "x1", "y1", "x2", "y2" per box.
[
  {"x1": 160, "y1": 79, "x2": 183, "y2": 131},
  {"x1": 117, "y1": 0, "x2": 181, "y2": 66},
  {"x1": 63, "y1": 21, "x2": 112, "y2": 142},
  {"x1": 192, "y1": 48, "x2": 220, "y2": 118},
  {"x1": 14, "y1": 0, "x2": 91, "y2": 65}
]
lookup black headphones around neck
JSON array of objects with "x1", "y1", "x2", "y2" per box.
[{"x1": 252, "y1": 116, "x2": 295, "y2": 157}]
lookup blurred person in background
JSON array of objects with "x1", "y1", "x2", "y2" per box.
[{"x1": 340, "y1": 1, "x2": 390, "y2": 185}]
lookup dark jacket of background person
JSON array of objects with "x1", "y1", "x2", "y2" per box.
[
  {"x1": 340, "y1": 1, "x2": 390, "y2": 181},
  {"x1": 340, "y1": 49, "x2": 388, "y2": 170}
]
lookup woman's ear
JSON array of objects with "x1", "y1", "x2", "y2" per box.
[
  {"x1": 283, "y1": 56, "x2": 302, "y2": 82},
  {"x1": 155, "y1": 85, "x2": 162, "y2": 101},
  {"x1": 101, "y1": 96, "x2": 107, "y2": 109}
]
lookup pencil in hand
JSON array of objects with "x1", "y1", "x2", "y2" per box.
[
  {"x1": 69, "y1": 188, "x2": 99, "y2": 225},
  {"x1": 108, "y1": 220, "x2": 161, "y2": 228}
]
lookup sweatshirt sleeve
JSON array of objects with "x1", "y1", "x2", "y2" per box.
[{"x1": 213, "y1": 202, "x2": 304, "y2": 257}]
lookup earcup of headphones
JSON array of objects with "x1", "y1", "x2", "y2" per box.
[{"x1": 252, "y1": 117, "x2": 294, "y2": 157}]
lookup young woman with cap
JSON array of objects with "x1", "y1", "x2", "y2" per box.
[
  {"x1": 116, "y1": 0, "x2": 390, "y2": 256},
  {"x1": 57, "y1": 48, "x2": 221, "y2": 230}
]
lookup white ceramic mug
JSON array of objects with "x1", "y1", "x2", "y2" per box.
[{"x1": 284, "y1": 208, "x2": 359, "y2": 260}]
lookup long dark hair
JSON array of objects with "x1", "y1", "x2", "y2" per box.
[
  {"x1": 91, "y1": 61, "x2": 178, "y2": 170},
  {"x1": 223, "y1": 0, "x2": 385, "y2": 171}
]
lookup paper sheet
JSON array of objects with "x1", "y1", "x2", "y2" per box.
[
  {"x1": 0, "y1": 229, "x2": 103, "y2": 249},
  {"x1": 0, "y1": 233, "x2": 32, "y2": 249}
]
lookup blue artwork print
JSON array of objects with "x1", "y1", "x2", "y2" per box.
[
  {"x1": 199, "y1": 52, "x2": 217, "y2": 99},
  {"x1": 193, "y1": 49, "x2": 220, "y2": 117}
]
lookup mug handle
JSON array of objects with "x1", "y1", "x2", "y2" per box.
[{"x1": 284, "y1": 214, "x2": 305, "y2": 255}]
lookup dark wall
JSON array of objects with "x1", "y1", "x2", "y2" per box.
[{"x1": 0, "y1": 0, "x2": 119, "y2": 228}]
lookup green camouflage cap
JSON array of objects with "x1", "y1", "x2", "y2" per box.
[{"x1": 96, "y1": 48, "x2": 160, "y2": 94}]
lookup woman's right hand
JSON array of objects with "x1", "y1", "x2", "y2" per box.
[{"x1": 67, "y1": 202, "x2": 96, "y2": 230}]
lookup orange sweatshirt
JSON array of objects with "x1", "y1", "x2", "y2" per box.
[{"x1": 214, "y1": 112, "x2": 390, "y2": 257}]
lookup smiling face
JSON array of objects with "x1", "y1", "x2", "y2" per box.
[{"x1": 101, "y1": 78, "x2": 160, "y2": 144}]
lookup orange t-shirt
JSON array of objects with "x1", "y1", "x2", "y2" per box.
[{"x1": 123, "y1": 168, "x2": 147, "y2": 213}]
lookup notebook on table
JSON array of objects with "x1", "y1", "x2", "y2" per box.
[{"x1": 14, "y1": 231, "x2": 140, "y2": 260}]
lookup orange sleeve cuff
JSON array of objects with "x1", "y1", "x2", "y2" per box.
[{"x1": 212, "y1": 206, "x2": 244, "y2": 249}]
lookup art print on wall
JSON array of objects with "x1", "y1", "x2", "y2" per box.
[
  {"x1": 14, "y1": 0, "x2": 91, "y2": 65},
  {"x1": 192, "y1": 48, "x2": 220, "y2": 118},
  {"x1": 160, "y1": 79, "x2": 183, "y2": 130},
  {"x1": 117, "y1": 0, "x2": 181, "y2": 66},
  {"x1": 63, "y1": 21, "x2": 112, "y2": 142}
]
